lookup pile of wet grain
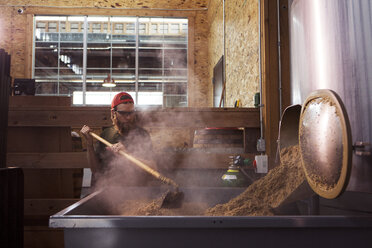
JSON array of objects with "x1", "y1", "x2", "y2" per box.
[
  {"x1": 205, "y1": 145, "x2": 305, "y2": 216},
  {"x1": 118, "y1": 145, "x2": 304, "y2": 216}
]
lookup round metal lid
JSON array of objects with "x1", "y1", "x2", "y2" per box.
[{"x1": 299, "y1": 89, "x2": 352, "y2": 199}]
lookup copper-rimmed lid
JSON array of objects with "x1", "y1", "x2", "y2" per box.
[{"x1": 299, "y1": 89, "x2": 352, "y2": 199}]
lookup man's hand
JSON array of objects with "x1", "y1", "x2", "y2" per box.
[
  {"x1": 107, "y1": 142, "x2": 126, "y2": 153},
  {"x1": 80, "y1": 125, "x2": 94, "y2": 147}
]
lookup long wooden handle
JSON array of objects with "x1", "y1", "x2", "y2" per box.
[{"x1": 89, "y1": 132, "x2": 179, "y2": 188}]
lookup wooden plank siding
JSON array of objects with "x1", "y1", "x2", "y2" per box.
[
  {"x1": 8, "y1": 106, "x2": 260, "y2": 128},
  {"x1": 7, "y1": 151, "x2": 257, "y2": 170}
]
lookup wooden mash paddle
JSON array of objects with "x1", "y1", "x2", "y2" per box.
[{"x1": 90, "y1": 132, "x2": 184, "y2": 208}]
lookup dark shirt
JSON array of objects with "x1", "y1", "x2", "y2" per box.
[
  {"x1": 91, "y1": 125, "x2": 155, "y2": 187},
  {"x1": 94, "y1": 125, "x2": 153, "y2": 172}
]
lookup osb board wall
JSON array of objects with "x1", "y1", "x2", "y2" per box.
[
  {"x1": 207, "y1": 0, "x2": 224, "y2": 105},
  {"x1": 189, "y1": 12, "x2": 210, "y2": 107},
  {"x1": 0, "y1": 6, "x2": 29, "y2": 79},
  {"x1": 207, "y1": 0, "x2": 259, "y2": 107},
  {"x1": 0, "y1": 0, "x2": 209, "y2": 9},
  {"x1": 0, "y1": 0, "x2": 210, "y2": 107}
]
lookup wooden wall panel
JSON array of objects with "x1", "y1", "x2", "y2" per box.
[
  {"x1": 8, "y1": 106, "x2": 260, "y2": 128},
  {"x1": 262, "y1": 0, "x2": 280, "y2": 168}
]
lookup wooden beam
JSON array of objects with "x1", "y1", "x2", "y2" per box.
[
  {"x1": 156, "y1": 151, "x2": 257, "y2": 170},
  {"x1": 7, "y1": 151, "x2": 257, "y2": 170},
  {"x1": 8, "y1": 107, "x2": 260, "y2": 128},
  {"x1": 23, "y1": 6, "x2": 198, "y2": 17},
  {"x1": 262, "y1": 0, "x2": 280, "y2": 168},
  {"x1": 24, "y1": 199, "x2": 78, "y2": 216},
  {"x1": 7, "y1": 152, "x2": 89, "y2": 169},
  {"x1": 25, "y1": 14, "x2": 34, "y2": 79}
]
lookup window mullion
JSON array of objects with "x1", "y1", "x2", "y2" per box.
[
  {"x1": 82, "y1": 16, "x2": 88, "y2": 105},
  {"x1": 135, "y1": 17, "x2": 139, "y2": 104},
  {"x1": 57, "y1": 20, "x2": 61, "y2": 95}
]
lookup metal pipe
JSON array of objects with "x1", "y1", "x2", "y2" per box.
[
  {"x1": 258, "y1": 0, "x2": 263, "y2": 139},
  {"x1": 222, "y1": 0, "x2": 226, "y2": 108}
]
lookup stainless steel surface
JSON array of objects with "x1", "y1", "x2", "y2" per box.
[
  {"x1": 50, "y1": 187, "x2": 372, "y2": 248},
  {"x1": 299, "y1": 90, "x2": 352, "y2": 199},
  {"x1": 354, "y1": 142, "x2": 371, "y2": 156},
  {"x1": 289, "y1": 0, "x2": 372, "y2": 192}
]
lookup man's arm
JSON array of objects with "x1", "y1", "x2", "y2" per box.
[{"x1": 80, "y1": 125, "x2": 101, "y2": 174}]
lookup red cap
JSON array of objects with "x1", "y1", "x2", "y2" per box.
[{"x1": 111, "y1": 92, "x2": 134, "y2": 109}]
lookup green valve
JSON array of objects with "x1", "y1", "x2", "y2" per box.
[
  {"x1": 254, "y1": 92, "x2": 260, "y2": 108},
  {"x1": 221, "y1": 165, "x2": 249, "y2": 187}
]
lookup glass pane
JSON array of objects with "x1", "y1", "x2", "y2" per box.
[
  {"x1": 113, "y1": 23, "x2": 124, "y2": 34},
  {"x1": 164, "y1": 95, "x2": 187, "y2": 107},
  {"x1": 164, "y1": 69, "x2": 187, "y2": 77},
  {"x1": 139, "y1": 48, "x2": 162, "y2": 68},
  {"x1": 114, "y1": 82, "x2": 136, "y2": 93},
  {"x1": 60, "y1": 17, "x2": 84, "y2": 42},
  {"x1": 87, "y1": 17, "x2": 110, "y2": 42},
  {"x1": 34, "y1": 69, "x2": 58, "y2": 95},
  {"x1": 138, "y1": 91, "x2": 163, "y2": 106},
  {"x1": 60, "y1": 43, "x2": 84, "y2": 70},
  {"x1": 58, "y1": 70, "x2": 83, "y2": 95},
  {"x1": 112, "y1": 69, "x2": 136, "y2": 79},
  {"x1": 139, "y1": 69, "x2": 163, "y2": 78},
  {"x1": 164, "y1": 49, "x2": 187, "y2": 68},
  {"x1": 86, "y1": 68, "x2": 111, "y2": 84},
  {"x1": 87, "y1": 43, "x2": 111, "y2": 68},
  {"x1": 112, "y1": 46, "x2": 135, "y2": 69},
  {"x1": 159, "y1": 23, "x2": 168, "y2": 34},
  {"x1": 126, "y1": 23, "x2": 135, "y2": 34},
  {"x1": 170, "y1": 24, "x2": 180, "y2": 34},
  {"x1": 35, "y1": 68, "x2": 58, "y2": 78},
  {"x1": 48, "y1": 22, "x2": 58, "y2": 32},
  {"x1": 138, "y1": 81, "x2": 162, "y2": 91},
  {"x1": 35, "y1": 42, "x2": 59, "y2": 67},
  {"x1": 164, "y1": 82, "x2": 187, "y2": 95},
  {"x1": 139, "y1": 23, "x2": 146, "y2": 34}
]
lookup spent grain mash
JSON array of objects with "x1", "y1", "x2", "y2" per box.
[
  {"x1": 205, "y1": 145, "x2": 305, "y2": 216},
  {"x1": 119, "y1": 145, "x2": 304, "y2": 216}
]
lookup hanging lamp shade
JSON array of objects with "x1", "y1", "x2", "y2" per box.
[{"x1": 102, "y1": 74, "x2": 116, "y2": 87}]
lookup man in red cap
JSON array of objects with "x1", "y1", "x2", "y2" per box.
[{"x1": 80, "y1": 92, "x2": 156, "y2": 186}]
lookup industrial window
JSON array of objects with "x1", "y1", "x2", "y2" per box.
[{"x1": 33, "y1": 16, "x2": 188, "y2": 107}]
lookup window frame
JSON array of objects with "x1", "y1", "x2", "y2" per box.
[{"x1": 32, "y1": 15, "x2": 189, "y2": 107}]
